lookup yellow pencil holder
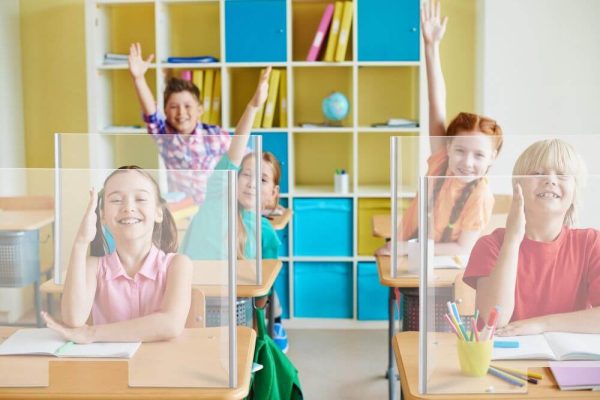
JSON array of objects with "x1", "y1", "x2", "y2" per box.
[{"x1": 456, "y1": 339, "x2": 493, "y2": 377}]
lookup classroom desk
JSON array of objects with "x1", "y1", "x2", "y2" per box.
[
  {"x1": 372, "y1": 214, "x2": 391, "y2": 239},
  {"x1": 376, "y1": 255, "x2": 461, "y2": 400},
  {"x1": 0, "y1": 326, "x2": 256, "y2": 399},
  {"x1": 393, "y1": 332, "x2": 593, "y2": 399},
  {"x1": 267, "y1": 207, "x2": 292, "y2": 231},
  {"x1": 41, "y1": 259, "x2": 282, "y2": 335}
]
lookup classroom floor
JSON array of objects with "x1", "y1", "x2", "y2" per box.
[{"x1": 286, "y1": 329, "x2": 390, "y2": 399}]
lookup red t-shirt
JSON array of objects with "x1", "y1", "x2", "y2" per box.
[{"x1": 463, "y1": 227, "x2": 600, "y2": 322}]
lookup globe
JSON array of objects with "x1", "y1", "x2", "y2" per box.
[{"x1": 322, "y1": 92, "x2": 349, "y2": 122}]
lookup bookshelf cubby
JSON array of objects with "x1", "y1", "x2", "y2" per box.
[{"x1": 85, "y1": 0, "x2": 424, "y2": 327}]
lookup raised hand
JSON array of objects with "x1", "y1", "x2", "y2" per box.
[
  {"x1": 128, "y1": 42, "x2": 154, "y2": 80},
  {"x1": 250, "y1": 66, "x2": 272, "y2": 108},
  {"x1": 421, "y1": 0, "x2": 448, "y2": 46},
  {"x1": 505, "y1": 183, "x2": 526, "y2": 242},
  {"x1": 75, "y1": 189, "x2": 99, "y2": 245}
]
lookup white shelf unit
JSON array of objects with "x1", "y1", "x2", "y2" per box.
[{"x1": 85, "y1": 0, "x2": 426, "y2": 328}]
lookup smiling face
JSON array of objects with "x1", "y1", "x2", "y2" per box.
[
  {"x1": 238, "y1": 156, "x2": 280, "y2": 211},
  {"x1": 101, "y1": 170, "x2": 163, "y2": 243},
  {"x1": 520, "y1": 170, "x2": 576, "y2": 220},
  {"x1": 164, "y1": 91, "x2": 202, "y2": 134},
  {"x1": 446, "y1": 133, "x2": 498, "y2": 182}
]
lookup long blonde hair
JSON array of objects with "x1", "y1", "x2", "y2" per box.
[
  {"x1": 512, "y1": 139, "x2": 587, "y2": 226},
  {"x1": 236, "y1": 152, "x2": 281, "y2": 258}
]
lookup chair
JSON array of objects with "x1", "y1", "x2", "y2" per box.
[
  {"x1": 0, "y1": 196, "x2": 54, "y2": 327},
  {"x1": 186, "y1": 287, "x2": 206, "y2": 328}
]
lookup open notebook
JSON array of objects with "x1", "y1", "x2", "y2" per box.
[
  {"x1": 492, "y1": 332, "x2": 600, "y2": 361},
  {"x1": 0, "y1": 328, "x2": 140, "y2": 359}
]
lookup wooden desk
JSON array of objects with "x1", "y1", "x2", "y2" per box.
[
  {"x1": 372, "y1": 214, "x2": 391, "y2": 239},
  {"x1": 0, "y1": 326, "x2": 256, "y2": 399},
  {"x1": 393, "y1": 332, "x2": 592, "y2": 399},
  {"x1": 267, "y1": 208, "x2": 292, "y2": 231},
  {"x1": 0, "y1": 210, "x2": 54, "y2": 231},
  {"x1": 376, "y1": 255, "x2": 462, "y2": 400}
]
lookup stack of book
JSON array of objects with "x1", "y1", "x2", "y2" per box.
[
  {"x1": 252, "y1": 68, "x2": 288, "y2": 129},
  {"x1": 306, "y1": 1, "x2": 354, "y2": 62},
  {"x1": 176, "y1": 69, "x2": 221, "y2": 125},
  {"x1": 103, "y1": 53, "x2": 128, "y2": 65}
]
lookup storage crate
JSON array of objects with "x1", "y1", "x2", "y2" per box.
[
  {"x1": 293, "y1": 198, "x2": 353, "y2": 256},
  {"x1": 205, "y1": 297, "x2": 253, "y2": 328},
  {"x1": 357, "y1": 262, "x2": 400, "y2": 321},
  {"x1": 294, "y1": 262, "x2": 352, "y2": 318},
  {"x1": 253, "y1": 132, "x2": 289, "y2": 194},
  {"x1": 0, "y1": 231, "x2": 40, "y2": 287}
]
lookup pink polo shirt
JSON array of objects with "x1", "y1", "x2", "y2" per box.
[{"x1": 91, "y1": 245, "x2": 176, "y2": 325}]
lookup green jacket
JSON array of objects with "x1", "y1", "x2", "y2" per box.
[{"x1": 247, "y1": 308, "x2": 303, "y2": 400}]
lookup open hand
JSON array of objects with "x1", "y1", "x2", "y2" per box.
[
  {"x1": 505, "y1": 183, "x2": 526, "y2": 242},
  {"x1": 421, "y1": 1, "x2": 448, "y2": 46},
  {"x1": 75, "y1": 189, "x2": 99, "y2": 245},
  {"x1": 42, "y1": 312, "x2": 95, "y2": 344},
  {"x1": 495, "y1": 317, "x2": 547, "y2": 336},
  {"x1": 250, "y1": 66, "x2": 272, "y2": 108},
  {"x1": 128, "y1": 42, "x2": 154, "y2": 80}
]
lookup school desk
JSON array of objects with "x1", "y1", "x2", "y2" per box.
[
  {"x1": 0, "y1": 326, "x2": 256, "y2": 399},
  {"x1": 0, "y1": 209, "x2": 55, "y2": 327},
  {"x1": 393, "y1": 331, "x2": 594, "y2": 399},
  {"x1": 372, "y1": 214, "x2": 391, "y2": 239},
  {"x1": 40, "y1": 259, "x2": 282, "y2": 335},
  {"x1": 267, "y1": 207, "x2": 293, "y2": 231},
  {"x1": 376, "y1": 255, "x2": 462, "y2": 400}
]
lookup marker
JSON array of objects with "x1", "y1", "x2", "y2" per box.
[
  {"x1": 56, "y1": 341, "x2": 75, "y2": 355},
  {"x1": 489, "y1": 364, "x2": 543, "y2": 381},
  {"x1": 480, "y1": 307, "x2": 499, "y2": 341},
  {"x1": 493, "y1": 340, "x2": 519, "y2": 349},
  {"x1": 487, "y1": 366, "x2": 526, "y2": 387}
]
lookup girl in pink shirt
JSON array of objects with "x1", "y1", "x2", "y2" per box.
[
  {"x1": 464, "y1": 139, "x2": 600, "y2": 335},
  {"x1": 42, "y1": 167, "x2": 192, "y2": 343}
]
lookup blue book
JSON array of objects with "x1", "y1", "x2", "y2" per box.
[{"x1": 166, "y1": 56, "x2": 219, "y2": 63}]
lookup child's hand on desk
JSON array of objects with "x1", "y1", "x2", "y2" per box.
[
  {"x1": 495, "y1": 317, "x2": 547, "y2": 337},
  {"x1": 41, "y1": 312, "x2": 95, "y2": 344},
  {"x1": 75, "y1": 189, "x2": 98, "y2": 245}
]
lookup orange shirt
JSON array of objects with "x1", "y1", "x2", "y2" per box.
[{"x1": 400, "y1": 148, "x2": 494, "y2": 242}]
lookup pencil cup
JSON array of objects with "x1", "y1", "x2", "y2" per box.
[
  {"x1": 456, "y1": 339, "x2": 493, "y2": 377},
  {"x1": 334, "y1": 173, "x2": 349, "y2": 194}
]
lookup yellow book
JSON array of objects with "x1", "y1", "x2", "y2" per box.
[
  {"x1": 324, "y1": 1, "x2": 344, "y2": 62},
  {"x1": 201, "y1": 69, "x2": 215, "y2": 124},
  {"x1": 279, "y1": 69, "x2": 288, "y2": 128},
  {"x1": 261, "y1": 69, "x2": 281, "y2": 128},
  {"x1": 193, "y1": 70, "x2": 204, "y2": 122},
  {"x1": 172, "y1": 205, "x2": 199, "y2": 222},
  {"x1": 209, "y1": 70, "x2": 221, "y2": 125},
  {"x1": 252, "y1": 68, "x2": 266, "y2": 129},
  {"x1": 334, "y1": 1, "x2": 354, "y2": 62}
]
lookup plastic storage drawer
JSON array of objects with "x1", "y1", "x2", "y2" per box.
[
  {"x1": 294, "y1": 262, "x2": 352, "y2": 318},
  {"x1": 0, "y1": 231, "x2": 40, "y2": 287}
]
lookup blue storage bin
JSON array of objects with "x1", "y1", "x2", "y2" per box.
[
  {"x1": 357, "y1": 262, "x2": 400, "y2": 321},
  {"x1": 252, "y1": 132, "x2": 288, "y2": 193},
  {"x1": 225, "y1": 0, "x2": 287, "y2": 62},
  {"x1": 273, "y1": 262, "x2": 289, "y2": 318},
  {"x1": 294, "y1": 262, "x2": 352, "y2": 318},
  {"x1": 276, "y1": 198, "x2": 289, "y2": 257},
  {"x1": 293, "y1": 198, "x2": 353, "y2": 256},
  {"x1": 357, "y1": 0, "x2": 420, "y2": 61}
]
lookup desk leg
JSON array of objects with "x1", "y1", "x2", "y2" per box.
[
  {"x1": 387, "y1": 287, "x2": 401, "y2": 400},
  {"x1": 267, "y1": 291, "x2": 275, "y2": 338}
]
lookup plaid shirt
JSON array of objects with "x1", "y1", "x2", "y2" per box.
[{"x1": 143, "y1": 112, "x2": 231, "y2": 203}]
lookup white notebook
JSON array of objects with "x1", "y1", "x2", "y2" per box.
[
  {"x1": 493, "y1": 332, "x2": 600, "y2": 361},
  {"x1": 0, "y1": 328, "x2": 140, "y2": 359}
]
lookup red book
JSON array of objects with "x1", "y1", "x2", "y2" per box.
[{"x1": 306, "y1": 3, "x2": 335, "y2": 61}]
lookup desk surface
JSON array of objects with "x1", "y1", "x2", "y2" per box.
[
  {"x1": 372, "y1": 214, "x2": 391, "y2": 239},
  {"x1": 376, "y1": 255, "x2": 459, "y2": 288},
  {"x1": 267, "y1": 208, "x2": 292, "y2": 231},
  {"x1": 0, "y1": 326, "x2": 256, "y2": 399},
  {"x1": 41, "y1": 259, "x2": 282, "y2": 298},
  {"x1": 393, "y1": 332, "x2": 593, "y2": 399},
  {"x1": 0, "y1": 210, "x2": 54, "y2": 231}
]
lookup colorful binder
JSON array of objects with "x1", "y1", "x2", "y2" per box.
[
  {"x1": 262, "y1": 69, "x2": 281, "y2": 128},
  {"x1": 201, "y1": 69, "x2": 214, "y2": 123},
  {"x1": 323, "y1": 1, "x2": 344, "y2": 62},
  {"x1": 306, "y1": 3, "x2": 335, "y2": 62},
  {"x1": 334, "y1": 1, "x2": 354, "y2": 62},
  {"x1": 209, "y1": 70, "x2": 221, "y2": 125},
  {"x1": 180, "y1": 70, "x2": 192, "y2": 81},
  {"x1": 279, "y1": 69, "x2": 288, "y2": 128}
]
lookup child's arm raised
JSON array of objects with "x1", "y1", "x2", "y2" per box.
[
  {"x1": 45, "y1": 254, "x2": 193, "y2": 343},
  {"x1": 228, "y1": 66, "x2": 272, "y2": 166},
  {"x1": 61, "y1": 189, "x2": 101, "y2": 327},
  {"x1": 128, "y1": 42, "x2": 157, "y2": 117},
  {"x1": 475, "y1": 184, "x2": 525, "y2": 327},
  {"x1": 421, "y1": 1, "x2": 448, "y2": 154}
]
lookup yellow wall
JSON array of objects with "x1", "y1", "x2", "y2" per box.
[
  {"x1": 17, "y1": 0, "x2": 476, "y2": 167},
  {"x1": 20, "y1": 0, "x2": 87, "y2": 168}
]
